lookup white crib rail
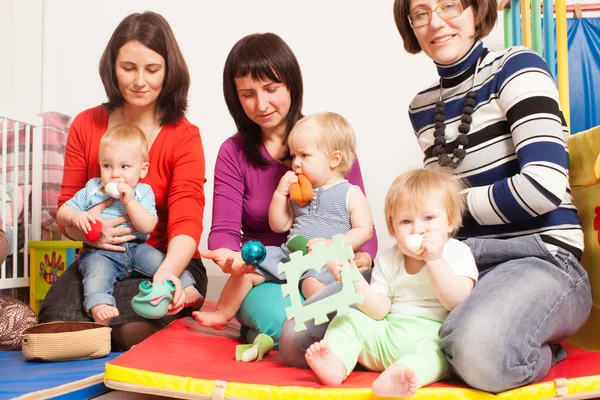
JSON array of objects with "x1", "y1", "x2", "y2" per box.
[{"x1": 0, "y1": 107, "x2": 43, "y2": 289}]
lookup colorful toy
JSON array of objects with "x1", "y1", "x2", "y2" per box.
[
  {"x1": 405, "y1": 234, "x2": 424, "y2": 255},
  {"x1": 235, "y1": 333, "x2": 274, "y2": 362},
  {"x1": 241, "y1": 240, "x2": 267, "y2": 266},
  {"x1": 85, "y1": 220, "x2": 102, "y2": 242},
  {"x1": 131, "y1": 280, "x2": 175, "y2": 319},
  {"x1": 277, "y1": 234, "x2": 363, "y2": 331},
  {"x1": 289, "y1": 174, "x2": 314, "y2": 206},
  {"x1": 286, "y1": 234, "x2": 308, "y2": 255}
]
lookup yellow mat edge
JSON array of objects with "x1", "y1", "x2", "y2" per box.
[{"x1": 105, "y1": 362, "x2": 600, "y2": 400}]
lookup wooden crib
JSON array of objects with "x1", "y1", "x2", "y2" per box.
[{"x1": 0, "y1": 107, "x2": 43, "y2": 293}]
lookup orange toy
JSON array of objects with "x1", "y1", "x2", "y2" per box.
[{"x1": 289, "y1": 174, "x2": 314, "y2": 206}]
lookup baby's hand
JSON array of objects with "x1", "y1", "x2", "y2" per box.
[
  {"x1": 325, "y1": 258, "x2": 344, "y2": 281},
  {"x1": 71, "y1": 211, "x2": 95, "y2": 233},
  {"x1": 275, "y1": 171, "x2": 298, "y2": 198},
  {"x1": 117, "y1": 183, "x2": 135, "y2": 205},
  {"x1": 421, "y1": 231, "x2": 445, "y2": 262},
  {"x1": 307, "y1": 238, "x2": 334, "y2": 252}
]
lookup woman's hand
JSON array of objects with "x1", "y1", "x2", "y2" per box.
[
  {"x1": 152, "y1": 269, "x2": 184, "y2": 315},
  {"x1": 86, "y1": 199, "x2": 136, "y2": 251},
  {"x1": 353, "y1": 251, "x2": 373, "y2": 271},
  {"x1": 201, "y1": 248, "x2": 255, "y2": 276}
]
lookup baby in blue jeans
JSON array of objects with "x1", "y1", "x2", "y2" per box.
[{"x1": 56, "y1": 124, "x2": 194, "y2": 325}]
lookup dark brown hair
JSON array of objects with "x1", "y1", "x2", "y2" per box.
[
  {"x1": 223, "y1": 33, "x2": 304, "y2": 166},
  {"x1": 99, "y1": 11, "x2": 190, "y2": 125},
  {"x1": 393, "y1": 0, "x2": 498, "y2": 54}
]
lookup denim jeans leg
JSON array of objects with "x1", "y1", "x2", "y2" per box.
[
  {"x1": 439, "y1": 235, "x2": 592, "y2": 393},
  {"x1": 279, "y1": 268, "x2": 373, "y2": 368},
  {"x1": 79, "y1": 250, "x2": 124, "y2": 312},
  {"x1": 129, "y1": 243, "x2": 196, "y2": 289}
]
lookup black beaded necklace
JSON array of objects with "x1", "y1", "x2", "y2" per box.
[{"x1": 432, "y1": 58, "x2": 481, "y2": 168}]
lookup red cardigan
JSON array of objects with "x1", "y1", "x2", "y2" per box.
[{"x1": 59, "y1": 105, "x2": 206, "y2": 256}]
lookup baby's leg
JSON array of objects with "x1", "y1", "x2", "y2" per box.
[
  {"x1": 79, "y1": 250, "x2": 121, "y2": 326},
  {"x1": 373, "y1": 337, "x2": 449, "y2": 397},
  {"x1": 371, "y1": 364, "x2": 418, "y2": 398},
  {"x1": 90, "y1": 304, "x2": 120, "y2": 326},
  {"x1": 193, "y1": 273, "x2": 265, "y2": 330},
  {"x1": 301, "y1": 277, "x2": 326, "y2": 299},
  {"x1": 305, "y1": 339, "x2": 347, "y2": 385}
]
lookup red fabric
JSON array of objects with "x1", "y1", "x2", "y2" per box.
[
  {"x1": 59, "y1": 105, "x2": 206, "y2": 255},
  {"x1": 108, "y1": 316, "x2": 600, "y2": 390}
]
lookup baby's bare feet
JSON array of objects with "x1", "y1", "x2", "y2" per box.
[
  {"x1": 183, "y1": 286, "x2": 204, "y2": 309},
  {"x1": 305, "y1": 339, "x2": 346, "y2": 385},
  {"x1": 371, "y1": 364, "x2": 419, "y2": 398},
  {"x1": 192, "y1": 310, "x2": 229, "y2": 330},
  {"x1": 90, "y1": 304, "x2": 119, "y2": 326}
]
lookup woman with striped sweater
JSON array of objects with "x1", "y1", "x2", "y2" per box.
[{"x1": 393, "y1": 0, "x2": 592, "y2": 393}]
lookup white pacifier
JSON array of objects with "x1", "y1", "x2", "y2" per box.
[
  {"x1": 104, "y1": 182, "x2": 120, "y2": 199},
  {"x1": 405, "y1": 234, "x2": 424, "y2": 255}
]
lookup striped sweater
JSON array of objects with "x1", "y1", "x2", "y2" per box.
[{"x1": 408, "y1": 41, "x2": 583, "y2": 258}]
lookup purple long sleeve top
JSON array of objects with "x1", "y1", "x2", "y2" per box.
[{"x1": 208, "y1": 133, "x2": 378, "y2": 260}]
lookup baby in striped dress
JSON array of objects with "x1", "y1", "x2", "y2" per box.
[{"x1": 194, "y1": 112, "x2": 373, "y2": 329}]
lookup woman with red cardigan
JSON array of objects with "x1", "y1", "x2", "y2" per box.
[{"x1": 39, "y1": 11, "x2": 207, "y2": 350}]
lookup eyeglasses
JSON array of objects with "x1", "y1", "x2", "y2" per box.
[{"x1": 408, "y1": 0, "x2": 468, "y2": 28}]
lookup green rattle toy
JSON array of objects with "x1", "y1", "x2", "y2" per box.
[{"x1": 131, "y1": 280, "x2": 176, "y2": 319}]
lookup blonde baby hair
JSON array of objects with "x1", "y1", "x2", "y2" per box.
[
  {"x1": 289, "y1": 112, "x2": 356, "y2": 175},
  {"x1": 384, "y1": 168, "x2": 467, "y2": 236},
  {"x1": 99, "y1": 123, "x2": 149, "y2": 162}
]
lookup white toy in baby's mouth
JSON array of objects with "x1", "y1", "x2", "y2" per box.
[
  {"x1": 405, "y1": 234, "x2": 424, "y2": 255},
  {"x1": 104, "y1": 182, "x2": 120, "y2": 199}
]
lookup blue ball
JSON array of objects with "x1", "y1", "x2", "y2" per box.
[{"x1": 241, "y1": 240, "x2": 267, "y2": 266}]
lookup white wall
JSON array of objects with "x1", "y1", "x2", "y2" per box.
[
  {"x1": 0, "y1": 0, "x2": 43, "y2": 112},
  {"x1": 32, "y1": 0, "x2": 509, "y2": 300}
]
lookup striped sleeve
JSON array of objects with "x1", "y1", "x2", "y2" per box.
[{"x1": 466, "y1": 49, "x2": 570, "y2": 226}]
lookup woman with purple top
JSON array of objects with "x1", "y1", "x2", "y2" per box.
[{"x1": 201, "y1": 32, "x2": 378, "y2": 346}]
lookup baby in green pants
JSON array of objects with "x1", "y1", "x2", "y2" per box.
[{"x1": 306, "y1": 168, "x2": 479, "y2": 398}]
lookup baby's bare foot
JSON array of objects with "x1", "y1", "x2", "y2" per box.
[
  {"x1": 90, "y1": 304, "x2": 119, "y2": 326},
  {"x1": 183, "y1": 286, "x2": 205, "y2": 309},
  {"x1": 192, "y1": 310, "x2": 229, "y2": 330},
  {"x1": 372, "y1": 364, "x2": 419, "y2": 398},
  {"x1": 305, "y1": 339, "x2": 346, "y2": 385}
]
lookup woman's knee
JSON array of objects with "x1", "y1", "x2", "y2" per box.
[{"x1": 440, "y1": 312, "x2": 537, "y2": 393}]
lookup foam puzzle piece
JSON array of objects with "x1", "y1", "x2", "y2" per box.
[{"x1": 278, "y1": 234, "x2": 363, "y2": 331}]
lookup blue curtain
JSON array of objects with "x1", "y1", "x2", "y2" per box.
[{"x1": 566, "y1": 17, "x2": 600, "y2": 134}]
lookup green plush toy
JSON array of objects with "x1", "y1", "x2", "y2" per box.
[{"x1": 287, "y1": 234, "x2": 308, "y2": 255}]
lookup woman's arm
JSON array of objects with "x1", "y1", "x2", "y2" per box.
[
  {"x1": 154, "y1": 125, "x2": 206, "y2": 310},
  {"x1": 466, "y1": 50, "x2": 569, "y2": 225},
  {"x1": 207, "y1": 138, "x2": 246, "y2": 251},
  {"x1": 0, "y1": 215, "x2": 7, "y2": 263},
  {"x1": 58, "y1": 115, "x2": 91, "y2": 238},
  {"x1": 346, "y1": 157, "x2": 378, "y2": 265}
]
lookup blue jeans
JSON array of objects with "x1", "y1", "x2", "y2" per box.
[
  {"x1": 439, "y1": 234, "x2": 592, "y2": 393},
  {"x1": 79, "y1": 242, "x2": 195, "y2": 312}
]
